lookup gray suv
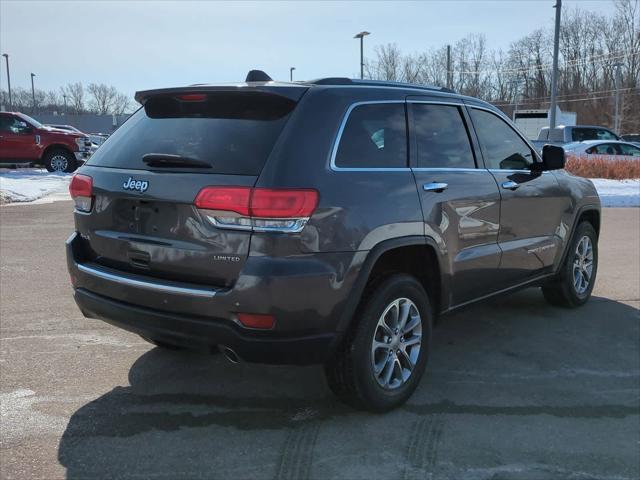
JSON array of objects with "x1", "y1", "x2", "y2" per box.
[{"x1": 66, "y1": 72, "x2": 601, "y2": 411}]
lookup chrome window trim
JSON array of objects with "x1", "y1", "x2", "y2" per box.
[
  {"x1": 329, "y1": 100, "x2": 410, "y2": 172},
  {"x1": 77, "y1": 263, "x2": 219, "y2": 298},
  {"x1": 412, "y1": 167, "x2": 481, "y2": 173}
]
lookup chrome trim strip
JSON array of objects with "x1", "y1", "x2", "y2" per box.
[
  {"x1": 329, "y1": 100, "x2": 408, "y2": 172},
  {"x1": 204, "y1": 215, "x2": 310, "y2": 233},
  {"x1": 407, "y1": 100, "x2": 464, "y2": 106},
  {"x1": 77, "y1": 263, "x2": 219, "y2": 298},
  {"x1": 411, "y1": 167, "x2": 480, "y2": 173}
]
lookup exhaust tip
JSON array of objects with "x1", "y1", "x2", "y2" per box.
[{"x1": 220, "y1": 345, "x2": 240, "y2": 364}]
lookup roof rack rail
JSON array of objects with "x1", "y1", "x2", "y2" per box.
[{"x1": 306, "y1": 77, "x2": 455, "y2": 93}]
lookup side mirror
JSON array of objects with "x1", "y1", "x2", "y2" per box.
[{"x1": 541, "y1": 144, "x2": 565, "y2": 171}]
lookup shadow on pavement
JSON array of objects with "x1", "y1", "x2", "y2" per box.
[{"x1": 57, "y1": 291, "x2": 640, "y2": 479}]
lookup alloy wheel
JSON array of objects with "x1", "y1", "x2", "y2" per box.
[{"x1": 371, "y1": 297, "x2": 422, "y2": 390}]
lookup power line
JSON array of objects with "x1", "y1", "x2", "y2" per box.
[{"x1": 450, "y1": 50, "x2": 639, "y2": 75}]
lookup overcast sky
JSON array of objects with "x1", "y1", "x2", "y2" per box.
[{"x1": 1, "y1": 0, "x2": 616, "y2": 98}]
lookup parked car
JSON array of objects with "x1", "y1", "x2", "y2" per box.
[
  {"x1": 0, "y1": 112, "x2": 92, "y2": 172},
  {"x1": 563, "y1": 140, "x2": 640, "y2": 158},
  {"x1": 45, "y1": 124, "x2": 84, "y2": 134},
  {"x1": 66, "y1": 72, "x2": 601, "y2": 411},
  {"x1": 621, "y1": 133, "x2": 640, "y2": 148},
  {"x1": 532, "y1": 125, "x2": 620, "y2": 151}
]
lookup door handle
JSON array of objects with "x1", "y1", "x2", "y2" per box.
[
  {"x1": 501, "y1": 181, "x2": 519, "y2": 190},
  {"x1": 423, "y1": 182, "x2": 448, "y2": 192}
]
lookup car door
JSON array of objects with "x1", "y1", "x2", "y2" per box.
[
  {"x1": 408, "y1": 98, "x2": 501, "y2": 306},
  {"x1": 467, "y1": 104, "x2": 569, "y2": 286},
  {"x1": 0, "y1": 115, "x2": 39, "y2": 161}
]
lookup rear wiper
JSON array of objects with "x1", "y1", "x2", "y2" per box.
[{"x1": 142, "y1": 153, "x2": 211, "y2": 168}]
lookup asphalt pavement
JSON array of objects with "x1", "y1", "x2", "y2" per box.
[{"x1": 1, "y1": 201, "x2": 638, "y2": 480}]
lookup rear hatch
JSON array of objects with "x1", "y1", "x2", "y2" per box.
[{"x1": 74, "y1": 85, "x2": 305, "y2": 288}]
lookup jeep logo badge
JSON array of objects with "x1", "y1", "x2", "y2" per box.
[{"x1": 123, "y1": 177, "x2": 149, "y2": 193}]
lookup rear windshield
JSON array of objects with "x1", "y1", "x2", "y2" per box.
[
  {"x1": 572, "y1": 127, "x2": 618, "y2": 142},
  {"x1": 87, "y1": 91, "x2": 296, "y2": 174}
]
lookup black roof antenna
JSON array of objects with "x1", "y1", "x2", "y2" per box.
[{"x1": 245, "y1": 70, "x2": 273, "y2": 82}]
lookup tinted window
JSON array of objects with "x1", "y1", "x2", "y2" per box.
[
  {"x1": 470, "y1": 108, "x2": 534, "y2": 170},
  {"x1": 572, "y1": 128, "x2": 617, "y2": 142},
  {"x1": 335, "y1": 103, "x2": 407, "y2": 168},
  {"x1": 87, "y1": 92, "x2": 296, "y2": 175},
  {"x1": 413, "y1": 104, "x2": 475, "y2": 169}
]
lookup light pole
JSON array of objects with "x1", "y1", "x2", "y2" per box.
[
  {"x1": 63, "y1": 94, "x2": 67, "y2": 115},
  {"x1": 549, "y1": 0, "x2": 562, "y2": 129},
  {"x1": 2, "y1": 53, "x2": 11, "y2": 111},
  {"x1": 290, "y1": 67, "x2": 296, "y2": 82},
  {"x1": 613, "y1": 62, "x2": 623, "y2": 134},
  {"x1": 353, "y1": 31, "x2": 370, "y2": 79},
  {"x1": 31, "y1": 73, "x2": 36, "y2": 112}
]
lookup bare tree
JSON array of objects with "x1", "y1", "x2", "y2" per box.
[
  {"x1": 87, "y1": 83, "x2": 120, "y2": 115},
  {"x1": 62, "y1": 82, "x2": 85, "y2": 114}
]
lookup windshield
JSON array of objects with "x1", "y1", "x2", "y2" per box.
[{"x1": 87, "y1": 92, "x2": 296, "y2": 175}]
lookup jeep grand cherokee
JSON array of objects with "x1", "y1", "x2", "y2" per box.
[{"x1": 66, "y1": 71, "x2": 600, "y2": 411}]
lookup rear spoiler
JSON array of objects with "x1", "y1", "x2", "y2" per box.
[{"x1": 135, "y1": 83, "x2": 308, "y2": 105}]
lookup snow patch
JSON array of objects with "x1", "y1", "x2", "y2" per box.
[
  {"x1": 591, "y1": 178, "x2": 640, "y2": 207},
  {"x1": 0, "y1": 168, "x2": 71, "y2": 204}
]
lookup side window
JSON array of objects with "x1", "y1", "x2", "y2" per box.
[
  {"x1": 620, "y1": 143, "x2": 640, "y2": 157},
  {"x1": 0, "y1": 116, "x2": 15, "y2": 132},
  {"x1": 412, "y1": 104, "x2": 475, "y2": 169},
  {"x1": 470, "y1": 108, "x2": 534, "y2": 170},
  {"x1": 335, "y1": 103, "x2": 407, "y2": 169},
  {"x1": 594, "y1": 143, "x2": 620, "y2": 155},
  {"x1": 597, "y1": 130, "x2": 618, "y2": 140}
]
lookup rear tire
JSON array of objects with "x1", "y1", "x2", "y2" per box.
[
  {"x1": 542, "y1": 221, "x2": 598, "y2": 308},
  {"x1": 43, "y1": 148, "x2": 77, "y2": 173},
  {"x1": 325, "y1": 274, "x2": 432, "y2": 412}
]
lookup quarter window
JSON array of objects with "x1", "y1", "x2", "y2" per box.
[
  {"x1": 470, "y1": 108, "x2": 535, "y2": 170},
  {"x1": 335, "y1": 103, "x2": 407, "y2": 168},
  {"x1": 412, "y1": 104, "x2": 475, "y2": 169}
]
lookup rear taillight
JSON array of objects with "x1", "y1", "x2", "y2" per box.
[
  {"x1": 236, "y1": 313, "x2": 275, "y2": 329},
  {"x1": 69, "y1": 174, "x2": 93, "y2": 212},
  {"x1": 194, "y1": 186, "x2": 319, "y2": 233}
]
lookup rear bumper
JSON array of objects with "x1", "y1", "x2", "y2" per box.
[
  {"x1": 74, "y1": 288, "x2": 335, "y2": 364},
  {"x1": 66, "y1": 232, "x2": 358, "y2": 365}
]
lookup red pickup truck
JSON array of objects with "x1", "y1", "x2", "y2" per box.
[{"x1": 0, "y1": 112, "x2": 92, "y2": 172}]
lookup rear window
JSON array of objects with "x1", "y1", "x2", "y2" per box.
[
  {"x1": 572, "y1": 128, "x2": 618, "y2": 142},
  {"x1": 87, "y1": 92, "x2": 296, "y2": 175}
]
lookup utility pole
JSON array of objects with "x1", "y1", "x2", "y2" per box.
[
  {"x1": 63, "y1": 94, "x2": 67, "y2": 115},
  {"x1": 613, "y1": 62, "x2": 623, "y2": 134},
  {"x1": 549, "y1": 0, "x2": 562, "y2": 129},
  {"x1": 354, "y1": 31, "x2": 370, "y2": 79},
  {"x1": 290, "y1": 67, "x2": 296, "y2": 82},
  {"x1": 31, "y1": 73, "x2": 36, "y2": 112},
  {"x1": 446, "y1": 45, "x2": 452, "y2": 90},
  {"x1": 2, "y1": 53, "x2": 11, "y2": 111}
]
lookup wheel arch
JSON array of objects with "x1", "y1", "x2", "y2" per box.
[
  {"x1": 556, "y1": 204, "x2": 601, "y2": 272},
  {"x1": 40, "y1": 144, "x2": 74, "y2": 161},
  {"x1": 336, "y1": 236, "x2": 446, "y2": 335}
]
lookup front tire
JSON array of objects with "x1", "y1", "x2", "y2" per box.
[
  {"x1": 43, "y1": 148, "x2": 77, "y2": 173},
  {"x1": 325, "y1": 274, "x2": 433, "y2": 412},
  {"x1": 542, "y1": 221, "x2": 598, "y2": 308}
]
